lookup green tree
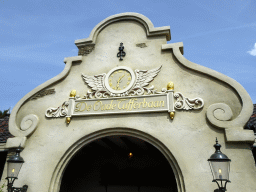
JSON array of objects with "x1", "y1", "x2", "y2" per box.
[{"x1": 0, "y1": 109, "x2": 9, "y2": 118}]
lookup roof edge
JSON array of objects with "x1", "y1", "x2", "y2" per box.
[{"x1": 75, "y1": 12, "x2": 171, "y2": 47}]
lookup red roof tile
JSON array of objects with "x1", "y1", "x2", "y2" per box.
[{"x1": 0, "y1": 116, "x2": 14, "y2": 143}]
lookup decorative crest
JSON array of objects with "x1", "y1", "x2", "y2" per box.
[{"x1": 81, "y1": 66, "x2": 162, "y2": 99}]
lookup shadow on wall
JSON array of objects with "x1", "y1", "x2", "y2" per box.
[{"x1": 59, "y1": 135, "x2": 177, "y2": 192}]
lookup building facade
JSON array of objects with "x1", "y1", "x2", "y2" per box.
[{"x1": 0, "y1": 13, "x2": 256, "y2": 192}]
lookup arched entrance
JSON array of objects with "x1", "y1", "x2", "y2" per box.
[
  {"x1": 60, "y1": 135, "x2": 177, "y2": 192},
  {"x1": 49, "y1": 128, "x2": 185, "y2": 192}
]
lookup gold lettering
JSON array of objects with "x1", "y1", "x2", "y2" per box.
[
  {"x1": 81, "y1": 98, "x2": 165, "y2": 113},
  {"x1": 101, "y1": 103, "x2": 106, "y2": 111},
  {"x1": 127, "y1": 99, "x2": 132, "y2": 111},
  {"x1": 159, "y1": 101, "x2": 164, "y2": 107},
  {"x1": 81, "y1": 102, "x2": 87, "y2": 111},
  {"x1": 74, "y1": 102, "x2": 81, "y2": 112},
  {"x1": 107, "y1": 100, "x2": 114, "y2": 110},
  {"x1": 104, "y1": 100, "x2": 114, "y2": 110},
  {"x1": 118, "y1": 99, "x2": 127, "y2": 110},
  {"x1": 148, "y1": 101, "x2": 154, "y2": 108},
  {"x1": 87, "y1": 105, "x2": 92, "y2": 111},
  {"x1": 129, "y1": 99, "x2": 137, "y2": 111},
  {"x1": 93, "y1": 101, "x2": 101, "y2": 111},
  {"x1": 139, "y1": 102, "x2": 143, "y2": 108},
  {"x1": 142, "y1": 98, "x2": 147, "y2": 108},
  {"x1": 75, "y1": 102, "x2": 87, "y2": 112}
]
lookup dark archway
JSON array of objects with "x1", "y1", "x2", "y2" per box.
[{"x1": 60, "y1": 135, "x2": 177, "y2": 192}]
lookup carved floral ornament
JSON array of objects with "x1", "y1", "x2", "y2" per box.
[{"x1": 45, "y1": 66, "x2": 204, "y2": 123}]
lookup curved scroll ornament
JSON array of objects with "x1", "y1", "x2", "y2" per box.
[
  {"x1": 45, "y1": 101, "x2": 69, "y2": 117},
  {"x1": 174, "y1": 92, "x2": 204, "y2": 110},
  {"x1": 17, "y1": 114, "x2": 39, "y2": 136},
  {"x1": 206, "y1": 103, "x2": 233, "y2": 128}
]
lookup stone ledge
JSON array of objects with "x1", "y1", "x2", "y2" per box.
[
  {"x1": 225, "y1": 129, "x2": 255, "y2": 143},
  {"x1": 6, "y1": 137, "x2": 26, "y2": 148}
]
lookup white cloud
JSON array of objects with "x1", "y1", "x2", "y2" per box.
[{"x1": 248, "y1": 43, "x2": 256, "y2": 56}]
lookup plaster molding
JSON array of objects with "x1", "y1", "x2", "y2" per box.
[
  {"x1": 30, "y1": 88, "x2": 55, "y2": 100},
  {"x1": 78, "y1": 44, "x2": 95, "y2": 56},
  {"x1": 174, "y1": 92, "x2": 204, "y2": 110},
  {"x1": 6, "y1": 137, "x2": 26, "y2": 149},
  {"x1": 8, "y1": 56, "x2": 82, "y2": 137},
  {"x1": 75, "y1": 12, "x2": 171, "y2": 48},
  {"x1": 162, "y1": 42, "x2": 254, "y2": 143},
  {"x1": 45, "y1": 101, "x2": 69, "y2": 118},
  {"x1": 20, "y1": 114, "x2": 39, "y2": 134}
]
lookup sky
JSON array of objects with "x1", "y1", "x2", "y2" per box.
[{"x1": 0, "y1": 0, "x2": 255, "y2": 112}]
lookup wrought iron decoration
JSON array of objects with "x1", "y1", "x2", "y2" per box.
[{"x1": 117, "y1": 42, "x2": 126, "y2": 60}]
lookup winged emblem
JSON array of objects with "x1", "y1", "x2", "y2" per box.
[
  {"x1": 81, "y1": 66, "x2": 162, "y2": 99},
  {"x1": 81, "y1": 74, "x2": 106, "y2": 91},
  {"x1": 134, "y1": 66, "x2": 162, "y2": 89}
]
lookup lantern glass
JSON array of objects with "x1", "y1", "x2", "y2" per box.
[
  {"x1": 209, "y1": 161, "x2": 230, "y2": 180},
  {"x1": 7, "y1": 162, "x2": 23, "y2": 178}
]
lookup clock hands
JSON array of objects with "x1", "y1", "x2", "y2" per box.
[
  {"x1": 118, "y1": 74, "x2": 125, "y2": 82},
  {"x1": 109, "y1": 70, "x2": 131, "y2": 91},
  {"x1": 116, "y1": 74, "x2": 125, "y2": 88}
]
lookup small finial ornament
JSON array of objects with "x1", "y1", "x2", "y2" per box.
[
  {"x1": 66, "y1": 117, "x2": 71, "y2": 124},
  {"x1": 167, "y1": 81, "x2": 174, "y2": 90},
  {"x1": 117, "y1": 42, "x2": 126, "y2": 61},
  {"x1": 70, "y1": 90, "x2": 76, "y2": 97},
  {"x1": 170, "y1": 112, "x2": 175, "y2": 120},
  {"x1": 214, "y1": 137, "x2": 221, "y2": 152}
]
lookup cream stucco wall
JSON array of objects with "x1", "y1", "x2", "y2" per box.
[{"x1": 1, "y1": 13, "x2": 255, "y2": 192}]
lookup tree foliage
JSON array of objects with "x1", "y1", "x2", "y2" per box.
[{"x1": 0, "y1": 109, "x2": 9, "y2": 118}]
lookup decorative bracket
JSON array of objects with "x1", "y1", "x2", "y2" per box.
[
  {"x1": 117, "y1": 42, "x2": 126, "y2": 61},
  {"x1": 174, "y1": 92, "x2": 204, "y2": 110}
]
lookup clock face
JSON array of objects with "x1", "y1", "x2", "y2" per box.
[{"x1": 105, "y1": 66, "x2": 135, "y2": 94}]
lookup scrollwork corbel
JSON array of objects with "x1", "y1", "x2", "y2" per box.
[
  {"x1": 174, "y1": 92, "x2": 204, "y2": 110},
  {"x1": 45, "y1": 101, "x2": 69, "y2": 118}
]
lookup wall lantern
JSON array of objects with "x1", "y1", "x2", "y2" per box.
[
  {"x1": 208, "y1": 138, "x2": 231, "y2": 192},
  {"x1": 6, "y1": 148, "x2": 28, "y2": 192}
]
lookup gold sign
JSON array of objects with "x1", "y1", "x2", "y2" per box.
[
  {"x1": 45, "y1": 80, "x2": 204, "y2": 124},
  {"x1": 71, "y1": 94, "x2": 172, "y2": 116}
]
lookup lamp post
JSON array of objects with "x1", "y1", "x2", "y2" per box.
[
  {"x1": 208, "y1": 138, "x2": 231, "y2": 192},
  {"x1": 5, "y1": 148, "x2": 28, "y2": 192}
]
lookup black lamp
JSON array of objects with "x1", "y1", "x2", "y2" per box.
[
  {"x1": 6, "y1": 148, "x2": 28, "y2": 192},
  {"x1": 208, "y1": 138, "x2": 231, "y2": 192}
]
